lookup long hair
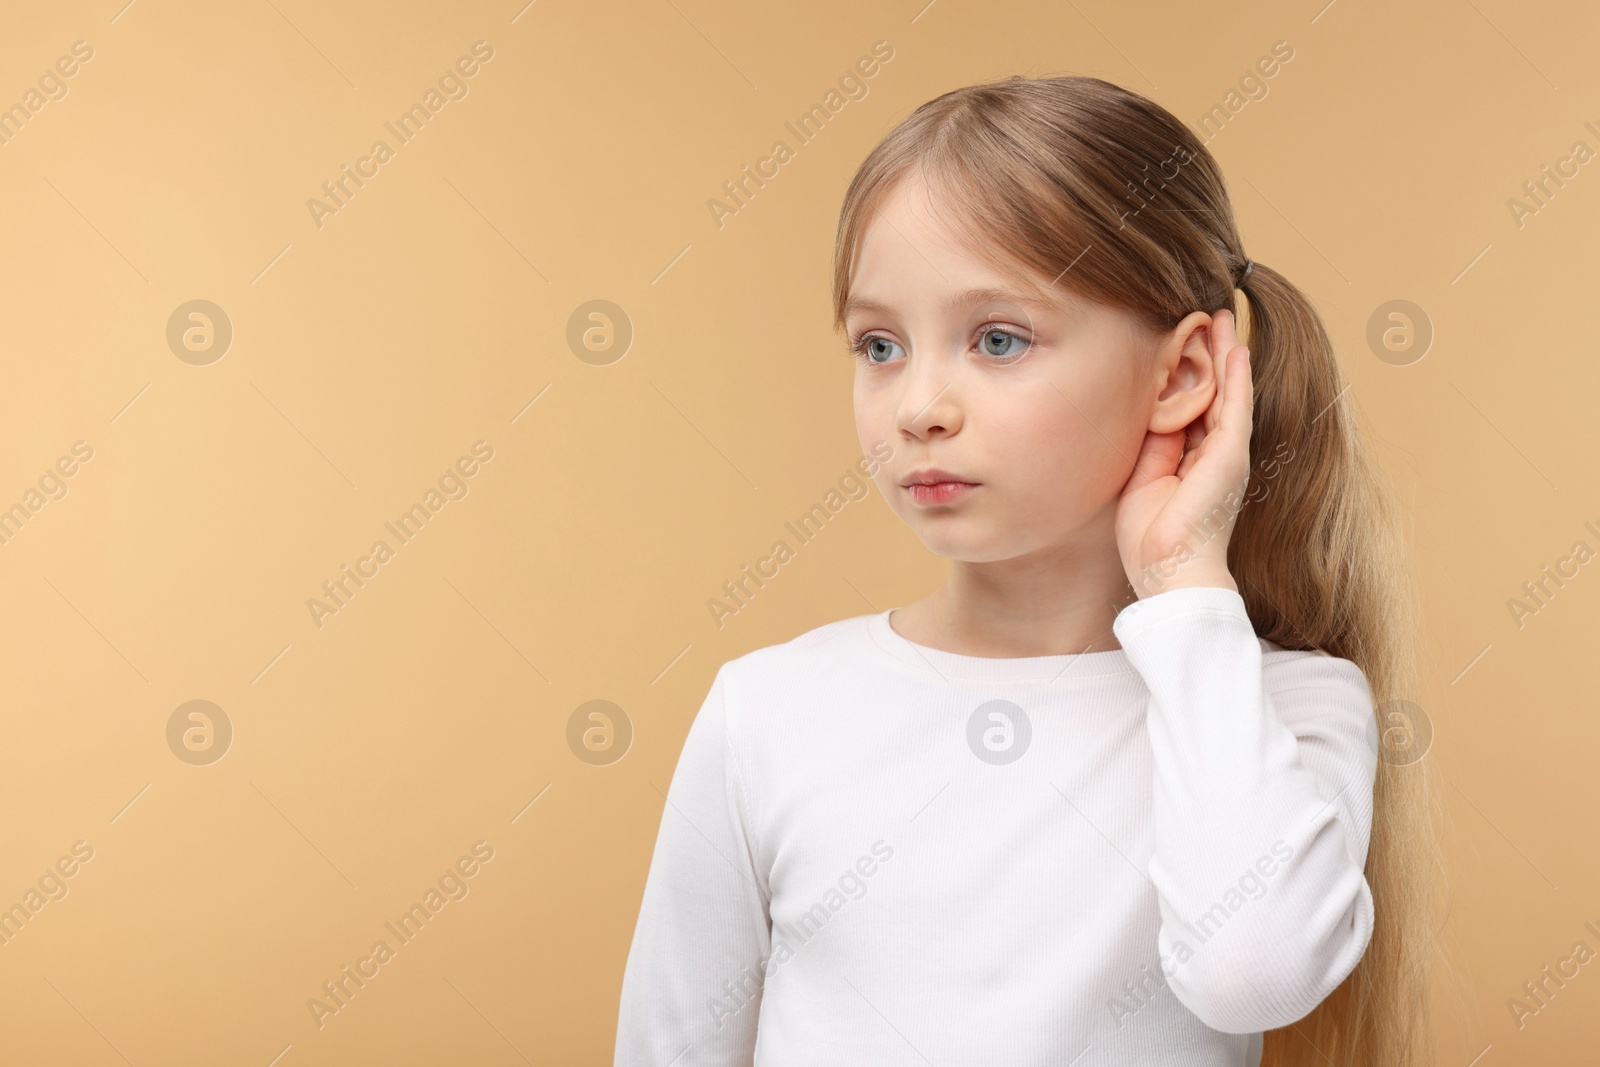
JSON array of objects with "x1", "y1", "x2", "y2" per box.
[{"x1": 830, "y1": 74, "x2": 1444, "y2": 1066}]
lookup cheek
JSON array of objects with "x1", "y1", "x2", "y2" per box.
[
  {"x1": 1004, "y1": 384, "x2": 1098, "y2": 467},
  {"x1": 854, "y1": 371, "x2": 905, "y2": 426},
  {"x1": 853, "y1": 385, "x2": 881, "y2": 447},
  {"x1": 854, "y1": 388, "x2": 893, "y2": 477},
  {"x1": 1002, "y1": 381, "x2": 1137, "y2": 506},
  {"x1": 852, "y1": 380, "x2": 873, "y2": 425}
]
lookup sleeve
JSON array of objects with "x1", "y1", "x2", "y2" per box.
[
  {"x1": 1110, "y1": 584, "x2": 1379, "y2": 1034},
  {"x1": 614, "y1": 664, "x2": 773, "y2": 1066}
]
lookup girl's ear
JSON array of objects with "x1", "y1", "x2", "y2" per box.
[{"x1": 1148, "y1": 310, "x2": 1217, "y2": 435}]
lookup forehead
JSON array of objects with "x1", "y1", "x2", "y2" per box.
[{"x1": 844, "y1": 175, "x2": 1077, "y2": 321}]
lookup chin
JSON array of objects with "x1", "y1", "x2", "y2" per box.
[{"x1": 909, "y1": 523, "x2": 1014, "y2": 563}]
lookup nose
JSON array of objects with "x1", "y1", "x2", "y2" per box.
[{"x1": 896, "y1": 360, "x2": 962, "y2": 440}]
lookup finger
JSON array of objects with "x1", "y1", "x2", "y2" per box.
[
  {"x1": 1126, "y1": 428, "x2": 1184, "y2": 490},
  {"x1": 1175, "y1": 413, "x2": 1210, "y2": 477},
  {"x1": 1214, "y1": 307, "x2": 1239, "y2": 356},
  {"x1": 1177, "y1": 437, "x2": 1204, "y2": 479},
  {"x1": 1208, "y1": 310, "x2": 1238, "y2": 427},
  {"x1": 1219, "y1": 344, "x2": 1254, "y2": 440}
]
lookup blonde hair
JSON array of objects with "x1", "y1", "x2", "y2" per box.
[{"x1": 831, "y1": 74, "x2": 1445, "y2": 1066}]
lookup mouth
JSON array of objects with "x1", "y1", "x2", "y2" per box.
[{"x1": 899, "y1": 469, "x2": 980, "y2": 507}]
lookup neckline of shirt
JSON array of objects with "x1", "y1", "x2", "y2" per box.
[{"x1": 861, "y1": 608, "x2": 1141, "y2": 682}]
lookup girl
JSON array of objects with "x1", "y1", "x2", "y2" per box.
[{"x1": 616, "y1": 74, "x2": 1437, "y2": 1067}]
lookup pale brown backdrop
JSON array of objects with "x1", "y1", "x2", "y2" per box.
[{"x1": 0, "y1": 0, "x2": 1595, "y2": 1063}]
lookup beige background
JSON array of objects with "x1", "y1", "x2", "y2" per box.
[{"x1": 0, "y1": 0, "x2": 1595, "y2": 1062}]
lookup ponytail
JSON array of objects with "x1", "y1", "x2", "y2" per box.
[{"x1": 1232, "y1": 260, "x2": 1445, "y2": 1066}]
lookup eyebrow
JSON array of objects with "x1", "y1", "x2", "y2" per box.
[{"x1": 843, "y1": 285, "x2": 1065, "y2": 320}]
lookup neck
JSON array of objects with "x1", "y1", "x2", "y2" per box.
[{"x1": 895, "y1": 536, "x2": 1136, "y2": 658}]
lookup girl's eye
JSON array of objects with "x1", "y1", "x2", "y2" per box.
[
  {"x1": 849, "y1": 333, "x2": 905, "y2": 365},
  {"x1": 978, "y1": 326, "x2": 1031, "y2": 360}
]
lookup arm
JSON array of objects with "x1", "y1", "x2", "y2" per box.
[
  {"x1": 1111, "y1": 584, "x2": 1378, "y2": 1034},
  {"x1": 615, "y1": 665, "x2": 772, "y2": 1066}
]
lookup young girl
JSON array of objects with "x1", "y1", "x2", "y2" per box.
[{"x1": 615, "y1": 75, "x2": 1436, "y2": 1067}]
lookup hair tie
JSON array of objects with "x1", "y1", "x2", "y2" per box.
[{"x1": 1236, "y1": 259, "x2": 1254, "y2": 288}]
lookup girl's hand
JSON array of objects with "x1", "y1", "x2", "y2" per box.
[{"x1": 1114, "y1": 308, "x2": 1253, "y2": 599}]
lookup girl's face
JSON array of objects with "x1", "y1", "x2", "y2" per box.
[{"x1": 847, "y1": 175, "x2": 1172, "y2": 564}]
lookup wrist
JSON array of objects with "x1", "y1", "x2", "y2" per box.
[{"x1": 1131, "y1": 563, "x2": 1238, "y2": 599}]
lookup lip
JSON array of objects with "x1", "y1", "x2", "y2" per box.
[
  {"x1": 900, "y1": 469, "x2": 980, "y2": 507},
  {"x1": 905, "y1": 482, "x2": 977, "y2": 506},
  {"x1": 900, "y1": 468, "x2": 976, "y2": 487}
]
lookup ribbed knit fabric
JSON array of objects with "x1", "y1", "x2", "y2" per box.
[{"x1": 615, "y1": 585, "x2": 1378, "y2": 1066}]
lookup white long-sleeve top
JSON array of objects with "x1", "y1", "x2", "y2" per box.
[{"x1": 615, "y1": 586, "x2": 1379, "y2": 1066}]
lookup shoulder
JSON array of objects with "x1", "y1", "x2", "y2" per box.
[
  {"x1": 717, "y1": 612, "x2": 875, "y2": 692},
  {"x1": 1259, "y1": 640, "x2": 1377, "y2": 747},
  {"x1": 1259, "y1": 640, "x2": 1372, "y2": 699},
  {"x1": 698, "y1": 613, "x2": 877, "y2": 773}
]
